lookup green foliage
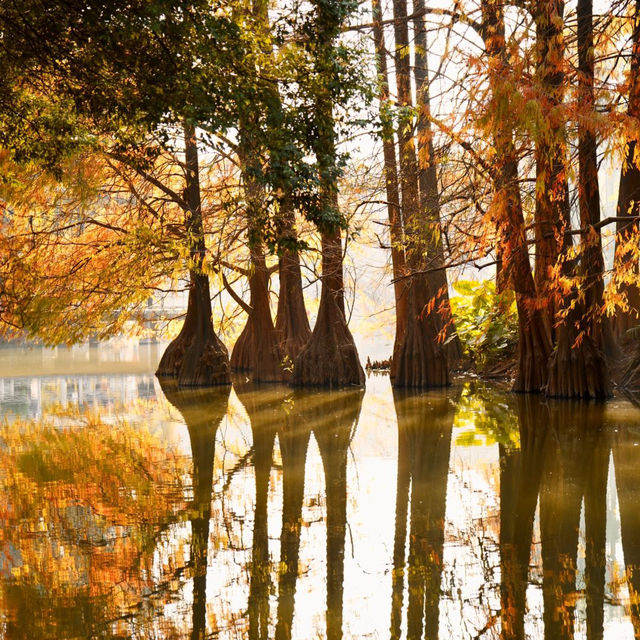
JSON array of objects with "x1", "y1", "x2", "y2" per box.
[
  {"x1": 453, "y1": 381, "x2": 520, "y2": 448},
  {"x1": 450, "y1": 279, "x2": 518, "y2": 370}
]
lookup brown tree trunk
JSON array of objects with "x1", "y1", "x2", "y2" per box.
[
  {"x1": 230, "y1": 243, "x2": 287, "y2": 382},
  {"x1": 157, "y1": 381, "x2": 231, "y2": 640},
  {"x1": 292, "y1": 0, "x2": 364, "y2": 388},
  {"x1": 482, "y1": 0, "x2": 552, "y2": 393},
  {"x1": 275, "y1": 201, "x2": 311, "y2": 364},
  {"x1": 294, "y1": 229, "x2": 365, "y2": 387},
  {"x1": 231, "y1": 126, "x2": 288, "y2": 382},
  {"x1": 547, "y1": 0, "x2": 611, "y2": 398},
  {"x1": 156, "y1": 123, "x2": 231, "y2": 387},
  {"x1": 390, "y1": 0, "x2": 448, "y2": 388},
  {"x1": 533, "y1": 0, "x2": 567, "y2": 308},
  {"x1": 614, "y1": 0, "x2": 640, "y2": 337},
  {"x1": 412, "y1": 0, "x2": 461, "y2": 364},
  {"x1": 371, "y1": 0, "x2": 408, "y2": 349}
]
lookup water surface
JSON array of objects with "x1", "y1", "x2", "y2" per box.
[{"x1": 0, "y1": 344, "x2": 639, "y2": 639}]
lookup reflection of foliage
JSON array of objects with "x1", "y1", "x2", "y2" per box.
[
  {"x1": 453, "y1": 382, "x2": 520, "y2": 448},
  {"x1": 450, "y1": 280, "x2": 518, "y2": 370},
  {"x1": 0, "y1": 414, "x2": 190, "y2": 638}
]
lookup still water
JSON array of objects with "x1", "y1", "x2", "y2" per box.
[{"x1": 1, "y1": 343, "x2": 640, "y2": 639}]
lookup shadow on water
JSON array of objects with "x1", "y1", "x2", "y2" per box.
[
  {"x1": 498, "y1": 396, "x2": 611, "y2": 640},
  {"x1": 295, "y1": 389, "x2": 363, "y2": 640}
]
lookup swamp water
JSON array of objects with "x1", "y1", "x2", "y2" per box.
[{"x1": 0, "y1": 344, "x2": 640, "y2": 639}]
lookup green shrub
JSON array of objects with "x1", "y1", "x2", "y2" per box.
[{"x1": 449, "y1": 279, "x2": 518, "y2": 369}]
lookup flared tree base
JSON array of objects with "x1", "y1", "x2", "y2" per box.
[
  {"x1": 157, "y1": 327, "x2": 230, "y2": 387},
  {"x1": 546, "y1": 326, "x2": 611, "y2": 399},
  {"x1": 292, "y1": 295, "x2": 364, "y2": 388},
  {"x1": 231, "y1": 316, "x2": 290, "y2": 383},
  {"x1": 391, "y1": 287, "x2": 449, "y2": 389},
  {"x1": 230, "y1": 321, "x2": 253, "y2": 372},
  {"x1": 512, "y1": 305, "x2": 553, "y2": 394}
]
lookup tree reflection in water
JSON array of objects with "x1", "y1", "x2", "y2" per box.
[
  {"x1": 3, "y1": 376, "x2": 640, "y2": 638},
  {"x1": 390, "y1": 389, "x2": 458, "y2": 640},
  {"x1": 159, "y1": 380, "x2": 231, "y2": 640}
]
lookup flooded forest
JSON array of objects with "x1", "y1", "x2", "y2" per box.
[{"x1": 2, "y1": 0, "x2": 640, "y2": 638}]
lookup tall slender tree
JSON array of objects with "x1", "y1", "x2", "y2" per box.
[
  {"x1": 481, "y1": 0, "x2": 552, "y2": 392},
  {"x1": 293, "y1": 0, "x2": 365, "y2": 387},
  {"x1": 390, "y1": 0, "x2": 449, "y2": 388}
]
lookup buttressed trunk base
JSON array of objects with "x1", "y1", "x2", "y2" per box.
[
  {"x1": 156, "y1": 272, "x2": 231, "y2": 387},
  {"x1": 293, "y1": 231, "x2": 364, "y2": 388}
]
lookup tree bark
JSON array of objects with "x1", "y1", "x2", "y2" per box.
[
  {"x1": 292, "y1": 2, "x2": 364, "y2": 387},
  {"x1": 412, "y1": 0, "x2": 461, "y2": 363},
  {"x1": 533, "y1": 0, "x2": 567, "y2": 308},
  {"x1": 230, "y1": 242, "x2": 288, "y2": 382},
  {"x1": 274, "y1": 200, "x2": 311, "y2": 364},
  {"x1": 371, "y1": 0, "x2": 408, "y2": 349},
  {"x1": 481, "y1": 0, "x2": 552, "y2": 393},
  {"x1": 578, "y1": 0, "x2": 618, "y2": 360},
  {"x1": 294, "y1": 229, "x2": 365, "y2": 387},
  {"x1": 390, "y1": 0, "x2": 448, "y2": 388},
  {"x1": 156, "y1": 122, "x2": 231, "y2": 387},
  {"x1": 614, "y1": 0, "x2": 640, "y2": 337},
  {"x1": 546, "y1": 0, "x2": 611, "y2": 398}
]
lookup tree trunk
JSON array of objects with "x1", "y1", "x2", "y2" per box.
[
  {"x1": 275, "y1": 201, "x2": 311, "y2": 364},
  {"x1": 371, "y1": 0, "x2": 408, "y2": 349},
  {"x1": 533, "y1": 0, "x2": 567, "y2": 311},
  {"x1": 156, "y1": 123, "x2": 231, "y2": 387},
  {"x1": 293, "y1": 229, "x2": 365, "y2": 387},
  {"x1": 390, "y1": 0, "x2": 448, "y2": 388},
  {"x1": 292, "y1": 0, "x2": 364, "y2": 387},
  {"x1": 614, "y1": 0, "x2": 640, "y2": 337},
  {"x1": 231, "y1": 118, "x2": 288, "y2": 382},
  {"x1": 412, "y1": 0, "x2": 461, "y2": 364},
  {"x1": 481, "y1": 0, "x2": 552, "y2": 392},
  {"x1": 546, "y1": 0, "x2": 611, "y2": 398},
  {"x1": 230, "y1": 244, "x2": 288, "y2": 382}
]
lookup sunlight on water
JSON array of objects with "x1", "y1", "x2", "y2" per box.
[{"x1": 0, "y1": 344, "x2": 639, "y2": 639}]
